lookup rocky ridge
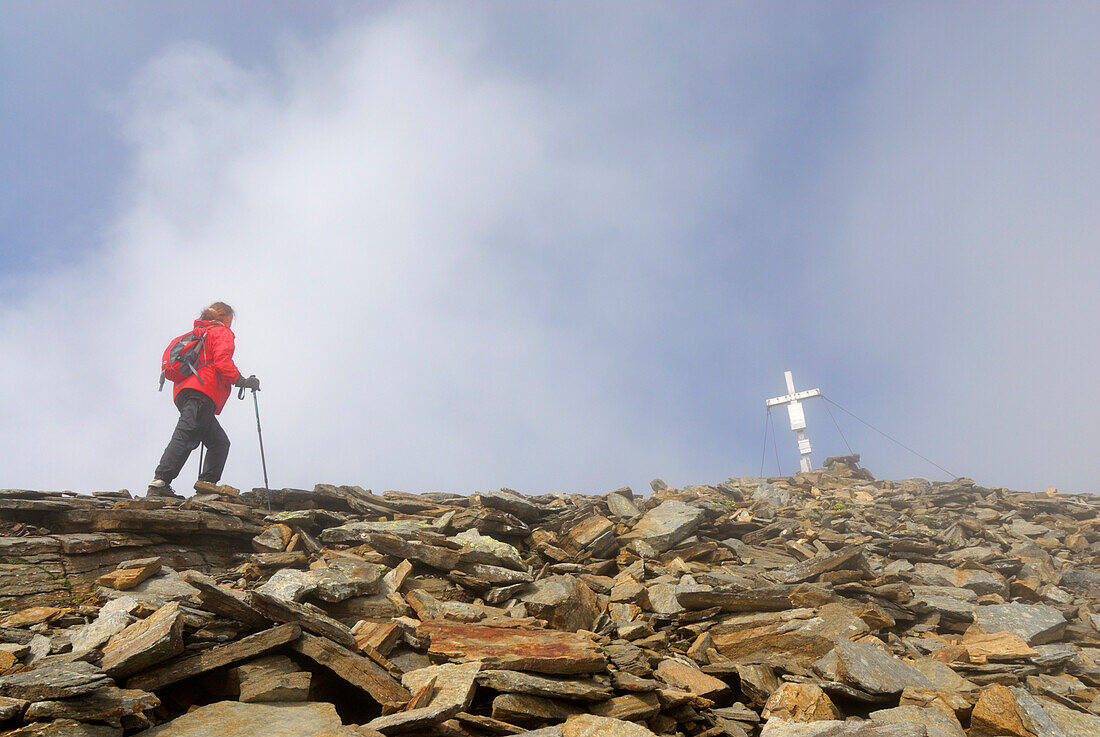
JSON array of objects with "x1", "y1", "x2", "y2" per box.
[{"x1": 0, "y1": 456, "x2": 1099, "y2": 736}]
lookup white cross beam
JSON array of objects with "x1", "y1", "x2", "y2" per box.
[{"x1": 765, "y1": 370, "x2": 822, "y2": 473}]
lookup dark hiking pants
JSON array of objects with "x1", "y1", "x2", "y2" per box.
[{"x1": 154, "y1": 389, "x2": 230, "y2": 485}]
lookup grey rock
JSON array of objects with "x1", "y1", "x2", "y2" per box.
[
  {"x1": 364, "y1": 703, "x2": 462, "y2": 734},
  {"x1": 622, "y1": 500, "x2": 706, "y2": 553},
  {"x1": 70, "y1": 596, "x2": 137, "y2": 656},
  {"x1": 479, "y1": 489, "x2": 541, "y2": 523},
  {"x1": 606, "y1": 489, "x2": 641, "y2": 519},
  {"x1": 319, "y1": 520, "x2": 429, "y2": 545},
  {"x1": 1037, "y1": 695, "x2": 1100, "y2": 737},
  {"x1": 759, "y1": 721, "x2": 927, "y2": 736},
  {"x1": 138, "y1": 700, "x2": 355, "y2": 737},
  {"x1": 754, "y1": 482, "x2": 793, "y2": 508},
  {"x1": 24, "y1": 685, "x2": 160, "y2": 726},
  {"x1": 235, "y1": 655, "x2": 311, "y2": 703},
  {"x1": 973, "y1": 603, "x2": 1066, "y2": 645},
  {"x1": 307, "y1": 558, "x2": 386, "y2": 603},
  {"x1": 477, "y1": 670, "x2": 613, "y2": 702},
  {"x1": 869, "y1": 705, "x2": 964, "y2": 737},
  {"x1": 0, "y1": 694, "x2": 27, "y2": 721},
  {"x1": 826, "y1": 640, "x2": 935, "y2": 696},
  {"x1": 0, "y1": 661, "x2": 112, "y2": 701},
  {"x1": 257, "y1": 569, "x2": 314, "y2": 602},
  {"x1": 520, "y1": 575, "x2": 601, "y2": 632},
  {"x1": 449, "y1": 529, "x2": 526, "y2": 570},
  {"x1": 402, "y1": 661, "x2": 482, "y2": 710}
]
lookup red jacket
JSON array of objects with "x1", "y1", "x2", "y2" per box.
[{"x1": 172, "y1": 319, "x2": 241, "y2": 414}]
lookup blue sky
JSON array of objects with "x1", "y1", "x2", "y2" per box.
[{"x1": 1, "y1": 2, "x2": 1097, "y2": 495}]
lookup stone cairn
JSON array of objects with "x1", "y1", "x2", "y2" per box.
[{"x1": 0, "y1": 455, "x2": 1099, "y2": 736}]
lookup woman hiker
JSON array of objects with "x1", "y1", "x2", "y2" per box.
[{"x1": 148, "y1": 302, "x2": 259, "y2": 497}]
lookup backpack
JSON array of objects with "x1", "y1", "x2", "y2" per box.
[{"x1": 159, "y1": 329, "x2": 210, "y2": 391}]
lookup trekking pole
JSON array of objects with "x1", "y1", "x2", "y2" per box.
[{"x1": 239, "y1": 385, "x2": 271, "y2": 513}]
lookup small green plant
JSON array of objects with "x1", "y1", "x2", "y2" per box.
[{"x1": 832, "y1": 503, "x2": 846, "y2": 512}]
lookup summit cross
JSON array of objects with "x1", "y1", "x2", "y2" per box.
[{"x1": 765, "y1": 370, "x2": 822, "y2": 473}]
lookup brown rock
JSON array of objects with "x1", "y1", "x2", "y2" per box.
[
  {"x1": 1, "y1": 606, "x2": 62, "y2": 628},
  {"x1": 96, "y1": 557, "x2": 162, "y2": 591},
  {"x1": 100, "y1": 600, "x2": 185, "y2": 678},
  {"x1": 418, "y1": 621, "x2": 607, "y2": 675},
  {"x1": 969, "y1": 684, "x2": 1036, "y2": 737},
  {"x1": 653, "y1": 659, "x2": 729, "y2": 699},
  {"x1": 761, "y1": 682, "x2": 842, "y2": 722}
]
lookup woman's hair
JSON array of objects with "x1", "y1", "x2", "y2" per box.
[{"x1": 200, "y1": 302, "x2": 235, "y2": 323}]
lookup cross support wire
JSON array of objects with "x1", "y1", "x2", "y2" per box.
[{"x1": 765, "y1": 371, "x2": 822, "y2": 473}]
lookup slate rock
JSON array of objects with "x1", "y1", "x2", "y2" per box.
[
  {"x1": 235, "y1": 655, "x2": 311, "y2": 702},
  {"x1": 402, "y1": 661, "x2": 482, "y2": 710},
  {"x1": 0, "y1": 694, "x2": 28, "y2": 721},
  {"x1": 137, "y1": 700, "x2": 354, "y2": 737},
  {"x1": 973, "y1": 603, "x2": 1066, "y2": 645},
  {"x1": 622, "y1": 501, "x2": 706, "y2": 553},
  {"x1": 754, "y1": 482, "x2": 793, "y2": 508},
  {"x1": 419, "y1": 621, "x2": 607, "y2": 675},
  {"x1": 97, "y1": 557, "x2": 162, "y2": 591},
  {"x1": 868, "y1": 706, "x2": 964, "y2": 737},
  {"x1": 493, "y1": 693, "x2": 582, "y2": 725},
  {"x1": 364, "y1": 703, "x2": 463, "y2": 734},
  {"x1": 762, "y1": 682, "x2": 841, "y2": 722},
  {"x1": 24, "y1": 685, "x2": 160, "y2": 726},
  {"x1": 561, "y1": 714, "x2": 656, "y2": 737},
  {"x1": 827, "y1": 640, "x2": 935, "y2": 696},
  {"x1": 257, "y1": 569, "x2": 315, "y2": 602},
  {"x1": 307, "y1": 558, "x2": 387, "y2": 603},
  {"x1": 519, "y1": 576, "x2": 602, "y2": 632},
  {"x1": 1, "y1": 720, "x2": 122, "y2": 736},
  {"x1": 0, "y1": 660, "x2": 112, "y2": 701},
  {"x1": 477, "y1": 670, "x2": 614, "y2": 702},
  {"x1": 449, "y1": 529, "x2": 527, "y2": 571},
  {"x1": 758, "y1": 721, "x2": 927, "y2": 736},
  {"x1": 969, "y1": 684, "x2": 1039, "y2": 737},
  {"x1": 70, "y1": 596, "x2": 137, "y2": 656},
  {"x1": 653, "y1": 658, "x2": 729, "y2": 699},
  {"x1": 100, "y1": 600, "x2": 185, "y2": 678},
  {"x1": 1037, "y1": 695, "x2": 1100, "y2": 737}
]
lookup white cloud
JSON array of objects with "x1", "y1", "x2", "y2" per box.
[{"x1": 0, "y1": 7, "x2": 753, "y2": 494}]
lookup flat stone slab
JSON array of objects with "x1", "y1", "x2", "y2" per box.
[
  {"x1": 24, "y1": 685, "x2": 160, "y2": 726},
  {"x1": 771, "y1": 546, "x2": 865, "y2": 586},
  {"x1": 973, "y1": 603, "x2": 1066, "y2": 645},
  {"x1": 620, "y1": 501, "x2": 706, "y2": 553},
  {"x1": 179, "y1": 570, "x2": 270, "y2": 629},
  {"x1": 127, "y1": 623, "x2": 300, "y2": 691},
  {"x1": 418, "y1": 621, "x2": 607, "y2": 675},
  {"x1": 758, "y1": 722, "x2": 928, "y2": 736},
  {"x1": 291, "y1": 632, "x2": 411, "y2": 708},
  {"x1": 477, "y1": 670, "x2": 614, "y2": 702},
  {"x1": 71, "y1": 596, "x2": 138, "y2": 656},
  {"x1": 137, "y1": 700, "x2": 355, "y2": 737},
  {"x1": 562, "y1": 714, "x2": 657, "y2": 737},
  {"x1": 869, "y1": 705, "x2": 964, "y2": 737},
  {"x1": 363, "y1": 703, "x2": 462, "y2": 734},
  {"x1": 100, "y1": 601, "x2": 185, "y2": 678},
  {"x1": 0, "y1": 660, "x2": 112, "y2": 701},
  {"x1": 653, "y1": 658, "x2": 729, "y2": 699},
  {"x1": 828, "y1": 640, "x2": 935, "y2": 696},
  {"x1": 249, "y1": 590, "x2": 357, "y2": 649},
  {"x1": 235, "y1": 655, "x2": 311, "y2": 703},
  {"x1": 402, "y1": 661, "x2": 483, "y2": 710},
  {"x1": 2, "y1": 720, "x2": 122, "y2": 736}
]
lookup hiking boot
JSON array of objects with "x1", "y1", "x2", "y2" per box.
[
  {"x1": 193, "y1": 481, "x2": 240, "y2": 496},
  {"x1": 146, "y1": 479, "x2": 179, "y2": 498}
]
